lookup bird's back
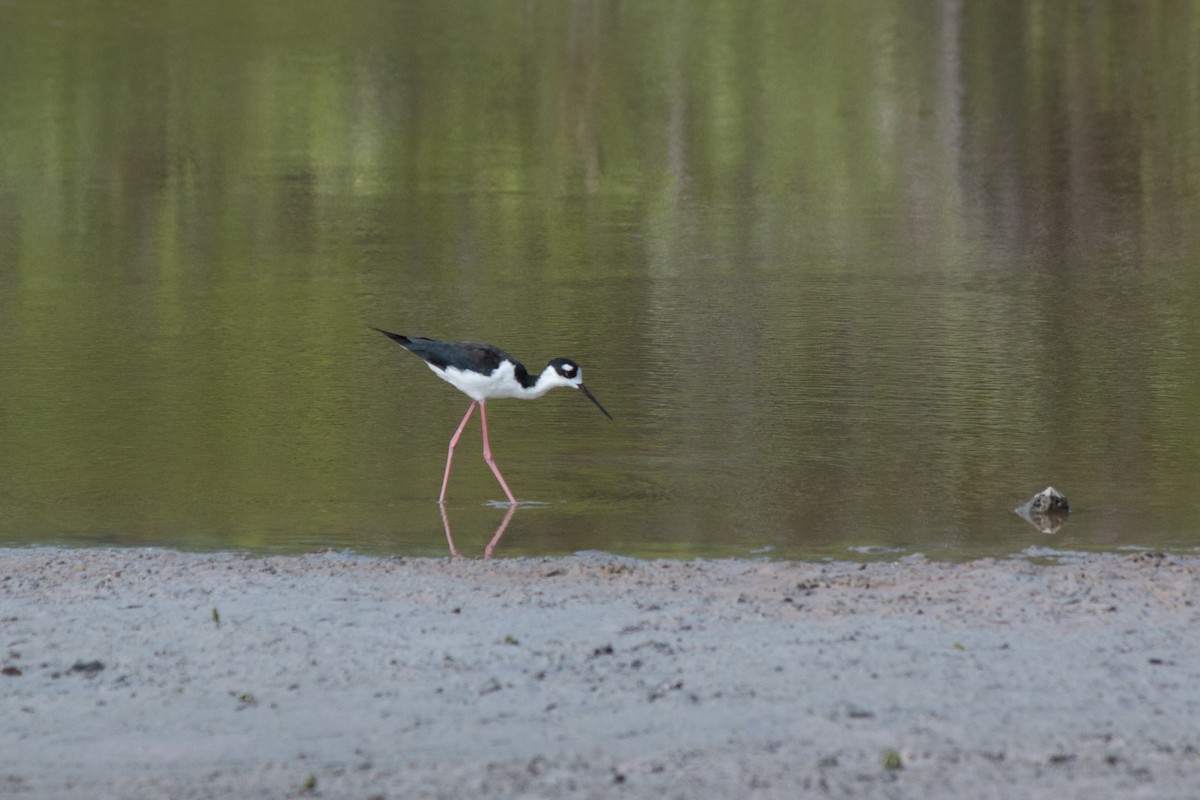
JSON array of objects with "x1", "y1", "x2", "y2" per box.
[
  {"x1": 373, "y1": 329, "x2": 529, "y2": 382},
  {"x1": 408, "y1": 337, "x2": 514, "y2": 374}
]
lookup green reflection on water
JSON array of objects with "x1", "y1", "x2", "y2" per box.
[{"x1": 1, "y1": 1, "x2": 1198, "y2": 557}]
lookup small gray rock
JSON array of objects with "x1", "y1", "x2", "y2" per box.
[
  {"x1": 1014, "y1": 487, "x2": 1070, "y2": 533},
  {"x1": 1025, "y1": 487, "x2": 1069, "y2": 513}
]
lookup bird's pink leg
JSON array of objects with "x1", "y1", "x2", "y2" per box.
[
  {"x1": 439, "y1": 402, "x2": 477, "y2": 504},
  {"x1": 478, "y1": 401, "x2": 518, "y2": 506}
]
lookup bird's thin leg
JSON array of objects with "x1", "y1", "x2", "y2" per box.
[
  {"x1": 440, "y1": 402, "x2": 477, "y2": 504},
  {"x1": 478, "y1": 401, "x2": 518, "y2": 506}
]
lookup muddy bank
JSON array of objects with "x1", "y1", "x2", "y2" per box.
[{"x1": 3, "y1": 548, "x2": 1199, "y2": 799}]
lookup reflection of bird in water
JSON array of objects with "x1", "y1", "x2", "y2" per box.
[
  {"x1": 372, "y1": 329, "x2": 612, "y2": 505},
  {"x1": 440, "y1": 504, "x2": 516, "y2": 559}
]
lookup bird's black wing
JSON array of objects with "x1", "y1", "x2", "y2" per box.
[
  {"x1": 413, "y1": 339, "x2": 510, "y2": 373},
  {"x1": 373, "y1": 329, "x2": 528, "y2": 380}
]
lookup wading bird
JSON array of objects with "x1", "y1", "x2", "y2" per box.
[{"x1": 373, "y1": 329, "x2": 611, "y2": 505}]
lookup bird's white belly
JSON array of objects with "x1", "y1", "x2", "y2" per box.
[{"x1": 431, "y1": 361, "x2": 529, "y2": 402}]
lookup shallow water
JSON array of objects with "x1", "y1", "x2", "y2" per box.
[{"x1": 1, "y1": 2, "x2": 1198, "y2": 559}]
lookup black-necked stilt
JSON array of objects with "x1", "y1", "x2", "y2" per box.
[{"x1": 373, "y1": 328, "x2": 612, "y2": 505}]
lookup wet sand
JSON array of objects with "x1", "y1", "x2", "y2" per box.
[{"x1": 3, "y1": 547, "x2": 1199, "y2": 799}]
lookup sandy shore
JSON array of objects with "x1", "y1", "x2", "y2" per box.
[{"x1": 2, "y1": 548, "x2": 1199, "y2": 799}]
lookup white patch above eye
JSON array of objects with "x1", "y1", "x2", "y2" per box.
[{"x1": 563, "y1": 364, "x2": 575, "y2": 374}]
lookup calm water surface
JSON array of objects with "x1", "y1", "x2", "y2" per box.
[{"x1": 2, "y1": 2, "x2": 1198, "y2": 559}]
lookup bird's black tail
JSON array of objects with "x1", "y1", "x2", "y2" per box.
[{"x1": 371, "y1": 327, "x2": 411, "y2": 348}]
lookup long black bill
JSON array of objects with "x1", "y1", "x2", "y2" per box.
[{"x1": 580, "y1": 384, "x2": 613, "y2": 420}]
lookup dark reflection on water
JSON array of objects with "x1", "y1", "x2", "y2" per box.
[{"x1": 1, "y1": 2, "x2": 1198, "y2": 559}]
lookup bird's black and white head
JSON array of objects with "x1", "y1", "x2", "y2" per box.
[
  {"x1": 539, "y1": 358, "x2": 612, "y2": 419},
  {"x1": 545, "y1": 358, "x2": 583, "y2": 386}
]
